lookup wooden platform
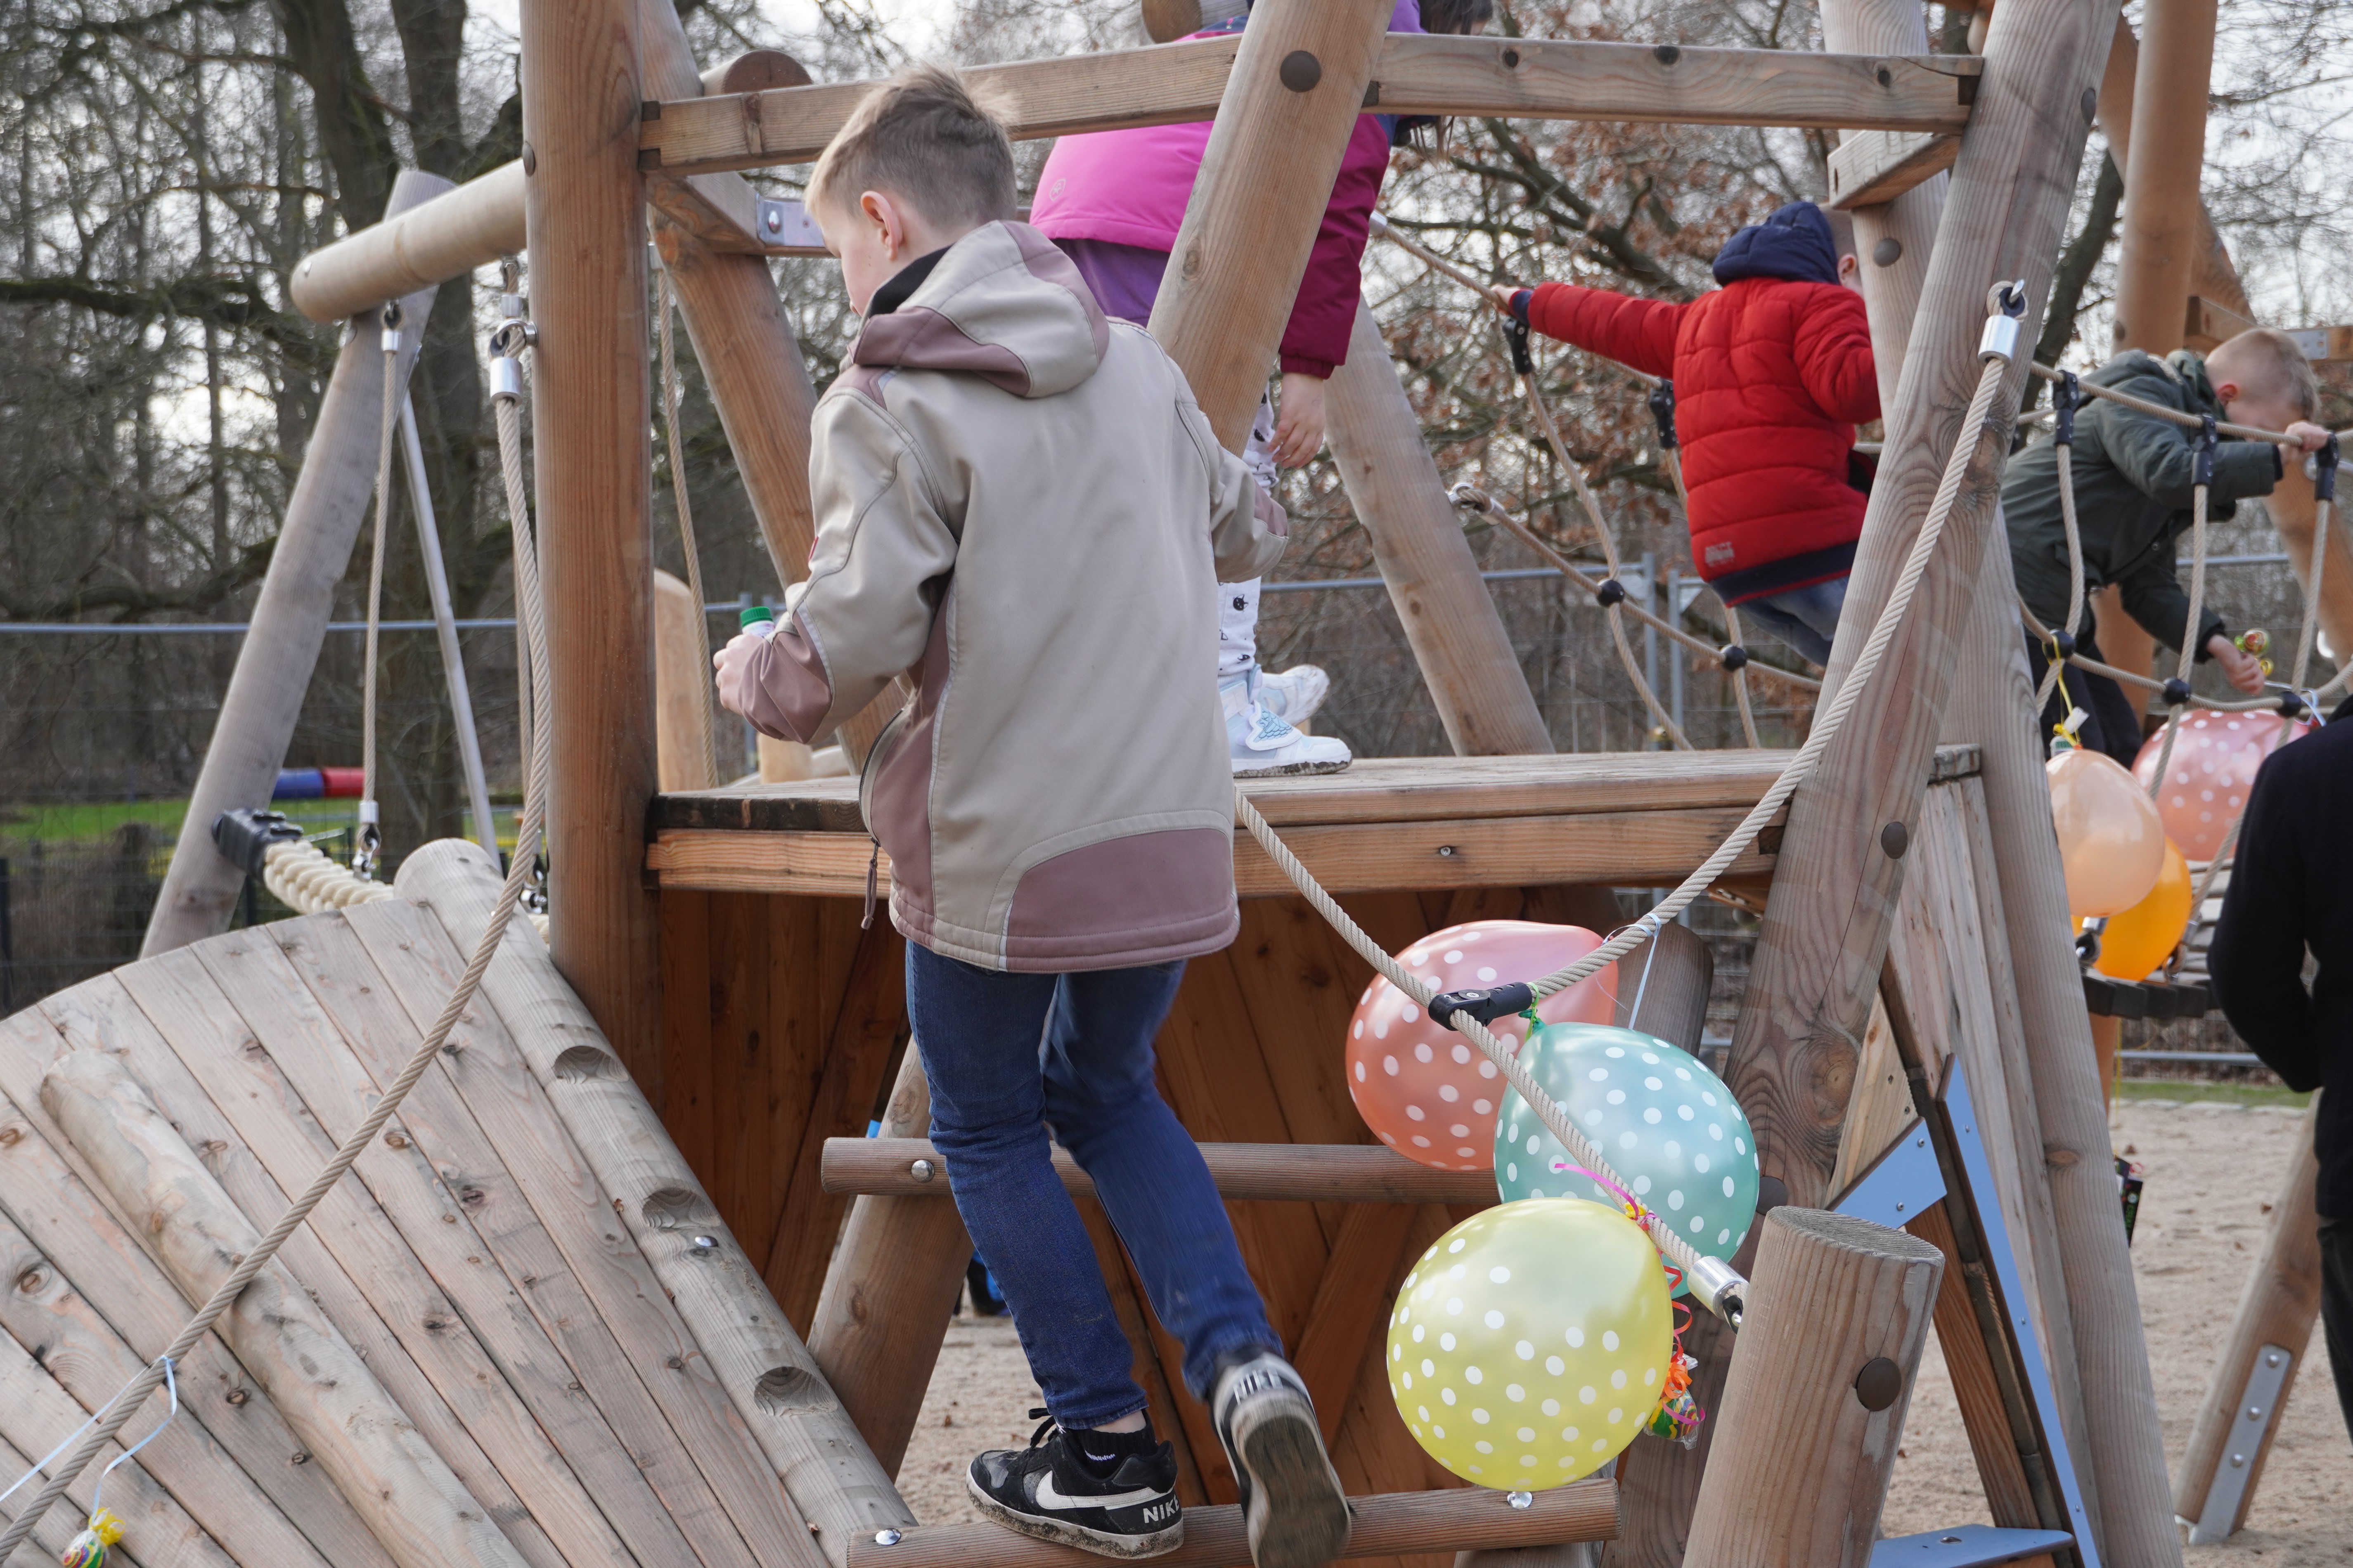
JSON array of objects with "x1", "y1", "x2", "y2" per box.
[{"x1": 645, "y1": 751, "x2": 1797, "y2": 897}]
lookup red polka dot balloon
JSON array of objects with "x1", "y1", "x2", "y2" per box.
[
  {"x1": 1347, "y1": 921, "x2": 1617, "y2": 1170},
  {"x1": 2132, "y1": 712, "x2": 2306, "y2": 862}
]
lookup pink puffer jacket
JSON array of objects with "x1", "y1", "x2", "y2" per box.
[{"x1": 1028, "y1": 1, "x2": 1420, "y2": 378}]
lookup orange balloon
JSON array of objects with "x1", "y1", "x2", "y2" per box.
[
  {"x1": 1346, "y1": 921, "x2": 1617, "y2": 1170},
  {"x1": 2133, "y1": 712, "x2": 2308, "y2": 861},
  {"x1": 2045, "y1": 746, "x2": 2165, "y2": 920},
  {"x1": 2093, "y1": 839, "x2": 2192, "y2": 980}
]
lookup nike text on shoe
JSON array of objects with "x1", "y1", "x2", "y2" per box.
[
  {"x1": 967, "y1": 1412, "x2": 1183, "y2": 1559},
  {"x1": 1212, "y1": 1353, "x2": 1350, "y2": 1568},
  {"x1": 1223, "y1": 677, "x2": 1350, "y2": 779},
  {"x1": 1255, "y1": 664, "x2": 1332, "y2": 726}
]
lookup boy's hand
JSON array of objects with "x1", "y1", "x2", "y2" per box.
[
  {"x1": 1488, "y1": 282, "x2": 1522, "y2": 315},
  {"x1": 2282, "y1": 420, "x2": 2332, "y2": 452},
  {"x1": 1271, "y1": 372, "x2": 1328, "y2": 468},
  {"x1": 2207, "y1": 633, "x2": 2268, "y2": 694},
  {"x1": 713, "y1": 632, "x2": 763, "y2": 719}
]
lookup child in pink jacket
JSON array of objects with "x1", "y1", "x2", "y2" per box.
[{"x1": 1030, "y1": 0, "x2": 1491, "y2": 776}]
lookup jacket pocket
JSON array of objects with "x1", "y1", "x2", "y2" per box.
[{"x1": 857, "y1": 702, "x2": 914, "y2": 837}]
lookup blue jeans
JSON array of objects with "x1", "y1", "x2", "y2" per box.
[
  {"x1": 907, "y1": 944, "x2": 1278, "y2": 1426},
  {"x1": 1733, "y1": 576, "x2": 1849, "y2": 666}
]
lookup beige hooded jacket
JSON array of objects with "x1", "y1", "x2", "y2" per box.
[{"x1": 738, "y1": 220, "x2": 1287, "y2": 971}]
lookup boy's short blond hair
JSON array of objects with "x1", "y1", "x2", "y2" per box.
[
  {"x1": 808, "y1": 63, "x2": 1016, "y2": 230},
  {"x1": 2208, "y1": 328, "x2": 2320, "y2": 421}
]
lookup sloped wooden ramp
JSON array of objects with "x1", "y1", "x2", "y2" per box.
[{"x1": 0, "y1": 840, "x2": 910, "y2": 1568}]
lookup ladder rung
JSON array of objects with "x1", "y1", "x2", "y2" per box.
[
  {"x1": 845, "y1": 1478, "x2": 1617, "y2": 1568},
  {"x1": 822, "y1": 1138, "x2": 1501, "y2": 1206}
]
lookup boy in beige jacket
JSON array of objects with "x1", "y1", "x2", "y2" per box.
[{"x1": 713, "y1": 65, "x2": 1349, "y2": 1568}]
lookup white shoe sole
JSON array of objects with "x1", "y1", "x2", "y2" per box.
[
  {"x1": 1231, "y1": 755, "x2": 1352, "y2": 779},
  {"x1": 966, "y1": 1474, "x2": 1184, "y2": 1560},
  {"x1": 1227, "y1": 1391, "x2": 1350, "y2": 1568}
]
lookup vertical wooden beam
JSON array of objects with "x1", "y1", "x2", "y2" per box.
[
  {"x1": 806, "y1": 1046, "x2": 972, "y2": 1477},
  {"x1": 1324, "y1": 300, "x2": 1554, "y2": 755},
  {"x1": 521, "y1": 0, "x2": 663, "y2": 1096},
  {"x1": 1684, "y1": 1209, "x2": 1943, "y2": 1565},
  {"x1": 1147, "y1": 0, "x2": 1397, "y2": 448},
  {"x1": 653, "y1": 568, "x2": 715, "y2": 790},
  {"x1": 2109, "y1": 0, "x2": 2218, "y2": 355},
  {"x1": 143, "y1": 171, "x2": 448, "y2": 957},
  {"x1": 2173, "y1": 1097, "x2": 2326, "y2": 1539}
]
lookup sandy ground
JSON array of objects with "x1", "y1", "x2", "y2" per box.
[{"x1": 898, "y1": 1097, "x2": 2351, "y2": 1559}]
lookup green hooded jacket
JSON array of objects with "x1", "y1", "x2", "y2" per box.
[{"x1": 2004, "y1": 348, "x2": 2283, "y2": 658}]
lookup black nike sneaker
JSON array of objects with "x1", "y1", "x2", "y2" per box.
[
  {"x1": 968, "y1": 1411, "x2": 1183, "y2": 1558},
  {"x1": 1210, "y1": 1353, "x2": 1350, "y2": 1568}
]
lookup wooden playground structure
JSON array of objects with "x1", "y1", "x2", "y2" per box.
[{"x1": 0, "y1": 0, "x2": 2342, "y2": 1564}]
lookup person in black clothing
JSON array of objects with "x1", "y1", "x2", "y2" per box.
[{"x1": 2209, "y1": 691, "x2": 2353, "y2": 1444}]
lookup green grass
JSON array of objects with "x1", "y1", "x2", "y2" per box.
[{"x1": 2116, "y1": 1078, "x2": 2312, "y2": 1110}]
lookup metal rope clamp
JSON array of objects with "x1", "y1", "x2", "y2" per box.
[
  {"x1": 2052, "y1": 369, "x2": 2080, "y2": 447},
  {"x1": 2194, "y1": 414, "x2": 2218, "y2": 487},
  {"x1": 1505, "y1": 315, "x2": 1536, "y2": 377},
  {"x1": 379, "y1": 300, "x2": 403, "y2": 355},
  {"x1": 1979, "y1": 279, "x2": 2027, "y2": 361}
]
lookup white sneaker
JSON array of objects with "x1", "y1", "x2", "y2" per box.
[
  {"x1": 1255, "y1": 665, "x2": 1331, "y2": 726},
  {"x1": 1224, "y1": 677, "x2": 1351, "y2": 778}
]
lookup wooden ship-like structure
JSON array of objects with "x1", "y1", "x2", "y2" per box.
[{"x1": 2, "y1": 0, "x2": 2335, "y2": 1565}]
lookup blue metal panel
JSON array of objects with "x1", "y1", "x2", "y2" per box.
[
  {"x1": 1832, "y1": 1120, "x2": 1946, "y2": 1230},
  {"x1": 1871, "y1": 1524, "x2": 2075, "y2": 1568}
]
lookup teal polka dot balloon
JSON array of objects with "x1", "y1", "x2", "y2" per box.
[{"x1": 1493, "y1": 1023, "x2": 1759, "y2": 1293}]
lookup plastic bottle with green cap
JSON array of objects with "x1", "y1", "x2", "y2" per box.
[{"x1": 741, "y1": 605, "x2": 777, "y2": 640}]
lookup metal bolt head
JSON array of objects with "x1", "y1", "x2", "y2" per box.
[
  {"x1": 1506, "y1": 1491, "x2": 1533, "y2": 1510},
  {"x1": 1277, "y1": 50, "x2": 1322, "y2": 92},
  {"x1": 911, "y1": 1158, "x2": 937, "y2": 1183},
  {"x1": 2265, "y1": 1352, "x2": 2283, "y2": 1367},
  {"x1": 1853, "y1": 1356, "x2": 1902, "y2": 1412},
  {"x1": 2230, "y1": 1452, "x2": 2246, "y2": 1468},
  {"x1": 2246, "y1": 1406, "x2": 2264, "y2": 1420},
  {"x1": 874, "y1": 1530, "x2": 903, "y2": 1546},
  {"x1": 690, "y1": 1235, "x2": 720, "y2": 1252}
]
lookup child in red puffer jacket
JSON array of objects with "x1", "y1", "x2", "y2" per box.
[{"x1": 1490, "y1": 201, "x2": 1878, "y2": 665}]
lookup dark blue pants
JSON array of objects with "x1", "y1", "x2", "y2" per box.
[
  {"x1": 2322, "y1": 1218, "x2": 2353, "y2": 1446},
  {"x1": 906, "y1": 944, "x2": 1278, "y2": 1427},
  {"x1": 2026, "y1": 624, "x2": 2146, "y2": 768}
]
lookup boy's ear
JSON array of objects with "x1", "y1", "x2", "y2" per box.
[{"x1": 2211, "y1": 377, "x2": 2242, "y2": 405}]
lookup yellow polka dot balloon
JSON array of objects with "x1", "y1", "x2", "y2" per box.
[{"x1": 1386, "y1": 1199, "x2": 1672, "y2": 1488}]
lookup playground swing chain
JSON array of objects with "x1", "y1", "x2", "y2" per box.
[
  {"x1": 0, "y1": 281, "x2": 564, "y2": 1568},
  {"x1": 1244, "y1": 281, "x2": 2039, "y2": 1331}
]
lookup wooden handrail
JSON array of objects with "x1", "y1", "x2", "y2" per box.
[{"x1": 823, "y1": 1137, "x2": 1503, "y2": 1205}]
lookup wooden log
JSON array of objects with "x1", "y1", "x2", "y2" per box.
[
  {"x1": 1324, "y1": 298, "x2": 1553, "y2": 756},
  {"x1": 844, "y1": 1479, "x2": 1619, "y2": 1568},
  {"x1": 1683, "y1": 1209, "x2": 1943, "y2": 1565},
  {"x1": 291, "y1": 163, "x2": 523, "y2": 321},
  {"x1": 704, "y1": 49, "x2": 810, "y2": 97},
  {"x1": 393, "y1": 839, "x2": 916, "y2": 1564},
  {"x1": 1146, "y1": 0, "x2": 1395, "y2": 448},
  {"x1": 38, "y1": 1048, "x2": 529, "y2": 1568},
  {"x1": 143, "y1": 169, "x2": 448, "y2": 957},
  {"x1": 1609, "y1": 920, "x2": 1713, "y2": 1055},
  {"x1": 806, "y1": 1047, "x2": 973, "y2": 1478},
  {"x1": 635, "y1": 36, "x2": 1981, "y2": 178},
  {"x1": 824, "y1": 1138, "x2": 1505, "y2": 1206},
  {"x1": 1825, "y1": 130, "x2": 1958, "y2": 210},
  {"x1": 656, "y1": 568, "x2": 717, "y2": 791},
  {"x1": 0, "y1": 1018, "x2": 402, "y2": 1568},
  {"x1": 524, "y1": 0, "x2": 666, "y2": 1093},
  {"x1": 2109, "y1": 0, "x2": 2217, "y2": 355},
  {"x1": 639, "y1": 0, "x2": 899, "y2": 767},
  {"x1": 2173, "y1": 1096, "x2": 2325, "y2": 1539}
]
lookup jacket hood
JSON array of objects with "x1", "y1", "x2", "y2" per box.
[
  {"x1": 849, "y1": 222, "x2": 1109, "y2": 399},
  {"x1": 1712, "y1": 201, "x2": 1841, "y2": 287}
]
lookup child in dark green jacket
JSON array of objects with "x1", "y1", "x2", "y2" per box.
[{"x1": 2004, "y1": 328, "x2": 2329, "y2": 762}]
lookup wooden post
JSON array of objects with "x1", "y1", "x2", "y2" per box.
[
  {"x1": 639, "y1": 0, "x2": 898, "y2": 765},
  {"x1": 654, "y1": 569, "x2": 716, "y2": 790},
  {"x1": 1723, "y1": 0, "x2": 2192, "y2": 1560},
  {"x1": 806, "y1": 1046, "x2": 973, "y2": 1477},
  {"x1": 290, "y1": 164, "x2": 525, "y2": 323},
  {"x1": 1146, "y1": 0, "x2": 1397, "y2": 449},
  {"x1": 521, "y1": 0, "x2": 664, "y2": 1094},
  {"x1": 2109, "y1": 0, "x2": 2218, "y2": 355},
  {"x1": 2173, "y1": 1096, "x2": 2327, "y2": 1540},
  {"x1": 1683, "y1": 1209, "x2": 1943, "y2": 1564},
  {"x1": 1610, "y1": 920, "x2": 1713, "y2": 1056},
  {"x1": 1324, "y1": 299, "x2": 1553, "y2": 755},
  {"x1": 39, "y1": 1049, "x2": 527, "y2": 1568},
  {"x1": 143, "y1": 172, "x2": 449, "y2": 958}
]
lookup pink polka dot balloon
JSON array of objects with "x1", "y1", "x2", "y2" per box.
[
  {"x1": 1347, "y1": 921, "x2": 1617, "y2": 1170},
  {"x1": 2132, "y1": 712, "x2": 2307, "y2": 862}
]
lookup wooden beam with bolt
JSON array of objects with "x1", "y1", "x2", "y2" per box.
[
  {"x1": 637, "y1": 35, "x2": 1982, "y2": 177},
  {"x1": 1825, "y1": 128, "x2": 1960, "y2": 209}
]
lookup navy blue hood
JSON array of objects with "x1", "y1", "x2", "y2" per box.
[{"x1": 1712, "y1": 201, "x2": 1840, "y2": 287}]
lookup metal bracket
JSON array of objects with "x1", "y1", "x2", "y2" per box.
[
  {"x1": 2185, "y1": 1343, "x2": 2294, "y2": 1544},
  {"x1": 1871, "y1": 1524, "x2": 2074, "y2": 1568},
  {"x1": 1832, "y1": 1120, "x2": 1944, "y2": 1231}
]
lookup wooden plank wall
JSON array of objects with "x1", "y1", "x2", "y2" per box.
[{"x1": 659, "y1": 884, "x2": 1635, "y2": 1564}]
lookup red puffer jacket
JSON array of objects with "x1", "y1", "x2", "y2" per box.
[{"x1": 1524, "y1": 278, "x2": 1879, "y2": 603}]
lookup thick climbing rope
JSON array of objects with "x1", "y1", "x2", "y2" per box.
[
  {"x1": 1371, "y1": 213, "x2": 1791, "y2": 741},
  {"x1": 655, "y1": 261, "x2": 719, "y2": 787},
  {"x1": 1248, "y1": 283, "x2": 2032, "y2": 1327},
  {"x1": 0, "y1": 341, "x2": 557, "y2": 1565},
  {"x1": 2031, "y1": 373, "x2": 2088, "y2": 714},
  {"x1": 355, "y1": 305, "x2": 404, "y2": 879}
]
